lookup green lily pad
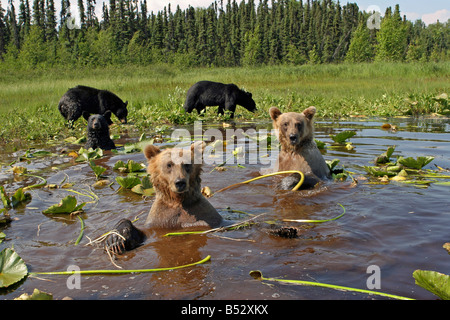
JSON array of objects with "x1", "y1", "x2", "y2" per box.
[
  {"x1": 330, "y1": 131, "x2": 356, "y2": 144},
  {"x1": 15, "y1": 288, "x2": 53, "y2": 300},
  {"x1": 397, "y1": 156, "x2": 434, "y2": 170},
  {"x1": 89, "y1": 160, "x2": 107, "y2": 180},
  {"x1": 116, "y1": 176, "x2": 141, "y2": 189},
  {"x1": 75, "y1": 147, "x2": 103, "y2": 162},
  {"x1": 0, "y1": 248, "x2": 28, "y2": 288},
  {"x1": 113, "y1": 160, "x2": 145, "y2": 173},
  {"x1": 42, "y1": 195, "x2": 86, "y2": 214},
  {"x1": 413, "y1": 270, "x2": 450, "y2": 300},
  {"x1": 11, "y1": 188, "x2": 32, "y2": 208},
  {"x1": 375, "y1": 146, "x2": 396, "y2": 164}
]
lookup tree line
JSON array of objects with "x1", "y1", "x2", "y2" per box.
[{"x1": 0, "y1": 0, "x2": 448, "y2": 68}]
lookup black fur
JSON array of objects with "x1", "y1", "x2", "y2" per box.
[
  {"x1": 183, "y1": 81, "x2": 256, "y2": 118},
  {"x1": 106, "y1": 219, "x2": 146, "y2": 254},
  {"x1": 58, "y1": 85, "x2": 128, "y2": 126},
  {"x1": 84, "y1": 112, "x2": 116, "y2": 150}
]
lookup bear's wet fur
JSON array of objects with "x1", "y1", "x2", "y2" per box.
[
  {"x1": 269, "y1": 106, "x2": 331, "y2": 190},
  {"x1": 84, "y1": 111, "x2": 116, "y2": 150},
  {"x1": 106, "y1": 142, "x2": 223, "y2": 254},
  {"x1": 58, "y1": 85, "x2": 128, "y2": 126},
  {"x1": 184, "y1": 80, "x2": 256, "y2": 118}
]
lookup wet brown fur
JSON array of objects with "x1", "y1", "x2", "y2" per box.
[
  {"x1": 143, "y1": 142, "x2": 223, "y2": 229},
  {"x1": 270, "y1": 106, "x2": 330, "y2": 183}
]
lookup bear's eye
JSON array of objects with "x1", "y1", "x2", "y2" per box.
[
  {"x1": 296, "y1": 122, "x2": 303, "y2": 131},
  {"x1": 283, "y1": 122, "x2": 289, "y2": 127},
  {"x1": 166, "y1": 162, "x2": 173, "y2": 169}
]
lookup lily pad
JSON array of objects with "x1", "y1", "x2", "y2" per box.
[
  {"x1": 413, "y1": 270, "x2": 450, "y2": 300},
  {"x1": 89, "y1": 160, "x2": 107, "y2": 180},
  {"x1": 0, "y1": 248, "x2": 28, "y2": 288},
  {"x1": 15, "y1": 288, "x2": 53, "y2": 300},
  {"x1": 42, "y1": 195, "x2": 86, "y2": 214},
  {"x1": 75, "y1": 147, "x2": 103, "y2": 162},
  {"x1": 116, "y1": 175, "x2": 141, "y2": 189},
  {"x1": 397, "y1": 156, "x2": 434, "y2": 170},
  {"x1": 113, "y1": 160, "x2": 145, "y2": 173},
  {"x1": 330, "y1": 131, "x2": 356, "y2": 144},
  {"x1": 11, "y1": 188, "x2": 32, "y2": 208},
  {"x1": 375, "y1": 146, "x2": 396, "y2": 164}
]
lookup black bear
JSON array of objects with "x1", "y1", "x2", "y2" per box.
[
  {"x1": 183, "y1": 81, "x2": 256, "y2": 118},
  {"x1": 58, "y1": 85, "x2": 128, "y2": 126},
  {"x1": 83, "y1": 111, "x2": 116, "y2": 150}
]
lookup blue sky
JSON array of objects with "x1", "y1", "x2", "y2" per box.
[{"x1": 2, "y1": 0, "x2": 449, "y2": 25}]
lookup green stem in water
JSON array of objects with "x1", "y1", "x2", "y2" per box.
[
  {"x1": 74, "y1": 215, "x2": 85, "y2": 245},
  {"x1": 249, "y1": 270, "x2": 414, "y2": 300},
  {"x1": 30, "y1": 255, "x2": 211, "y2": 276},
  {"x1": 214, "y1": 170, "x2": 305, "y2": 193},
  {"x1": 282, "y1": 203, "x2": 346, "y2": 223}
]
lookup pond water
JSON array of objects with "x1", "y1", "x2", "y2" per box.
[{"x1": 0, "y1": 117, "x2": 449, "y2": 300}]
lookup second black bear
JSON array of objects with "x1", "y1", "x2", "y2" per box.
[
  {"x1": 58, "y1": 85, "x2": 128, "y2": 126},
  {"x1": 84, "y1": 111, "x2": 116, "y2": 150},
  {"x1": 183, "y1": 81, "x2": 256, "y2": 118}
]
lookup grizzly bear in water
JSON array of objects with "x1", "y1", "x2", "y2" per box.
[
  {"x1": 106, "y1": 141, "x2": 224, "y2": 254},
  {"x1": 183, "y1": 80, "x2": 256, "y2": 118},
  {"x1": 58, "y1": 85, "x2": 128, "y2": 126},
  {"x1": 269, "y1": 106, "x2": 331, "y2": 190}
]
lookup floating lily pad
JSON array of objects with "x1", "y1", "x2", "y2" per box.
[
  {"x1": 89, "y1": 160, "x2": 107, "y2": 180},
  {"x1": 413, "y1": 270, "x2": 450, "y2": 300},
  {"x1": 330, "y1": 131, "x2": 356, "y2": 144},
  {"x1": 116, "y1": 175, "x2": 141, "y2": 189},
  {"x1": 375, "y1": 146, "x2": 396, "y2": 164},
  {"x1": 397, "y1": 156, "x2": 434, "y2": 170},
  {"x1": 113, "y1": 160, "x2": 145, "y2": 173},
  {"x1": 42, "y1": 195, "x2": 86, "y2": 214},
  {"x1": 0, "y1": 248, "x2": 28, "y2": 288},
  {"x1": 15, "y1": 288, "x2": 53, "y2": 300},
  {"x1": 75, "y1": 147, "x2": 103, "y2": 162},
  {"x1": 11, "y1": 188, "x2": 32, "y2": 208}
]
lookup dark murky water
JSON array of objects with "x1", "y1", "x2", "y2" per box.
[{"x1": 1, "y1": 117, "x2": 449, "y2": 300}]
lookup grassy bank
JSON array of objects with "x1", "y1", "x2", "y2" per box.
[{"x1": 0, "y1": 62, "x2": 448, "y2": 146}]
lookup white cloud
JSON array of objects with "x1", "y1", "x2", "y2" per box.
[
  {"x1": 422, "y1": 9, "x2": 450, "y2": 25},
  {"x1": 403, "y1": 12, "x2": 420, "y2": 22}
]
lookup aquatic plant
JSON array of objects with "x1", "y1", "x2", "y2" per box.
[
  {"x1": 42, "y1": 195, "x2": 86, "y2": 214},
  {"x1": 413, "y1": 270, "x2": 450, "y2": 300},
  {"x1": 249, "y1": 270, "x2": 414, "y2": 300}
]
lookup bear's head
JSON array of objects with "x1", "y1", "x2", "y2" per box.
[
  {"x1": 115, "y1": 101, "x2": 128, "y2": 124},
  {"x1": 144, "y1": 142, "x2": 205, "y2": 196},
  {"x1": 237, "y1": 89, "x2": 257, "y2": 112},
  {"x1": 84, "y1": 111, "x2": 112, "y2": 132},
  {"x1": 269, "y1": 106, "x2": 316, "y2": 150}
]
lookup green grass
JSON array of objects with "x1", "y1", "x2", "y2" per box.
[{"x1": 0, "y1": 62, "x2": 448, "y2": 147}]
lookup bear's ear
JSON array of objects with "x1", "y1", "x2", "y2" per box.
[
  {"x1": 302, "y1": 106, "x2": 316, "y2": 121},
  {"x1": 103, "y1": 110, "x2": 112, "y2": 119},
  {"x1": 269, "y1": 107, "x2": 282, "y2": 121},
  {"x1": 82, "y1": 111, "x2": 91, "y2": 121},
  {"x1": 124, "y1": 101, "x2": 128, "y2": 107},
  {"x1": 191, "y1": 141, "x2": 206, "y2": 153},
  {"x1": 144, "y1": 145, "x2": 161, "y2": 161}
]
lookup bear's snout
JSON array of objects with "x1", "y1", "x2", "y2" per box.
[
  {"x1": 289, "y1": 134, "x2": 298, "y2": 145},
  {"x1": 174, "y1": 178, "x2": 187, "y2": 192}
]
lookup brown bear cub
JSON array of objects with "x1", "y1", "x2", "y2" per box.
[
  {"x1": 106, "y1": 141, "x2": 223, "y2": 254},
  {"x1": 269, "y1": 106, "x2": 331, "y2": 190}
]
